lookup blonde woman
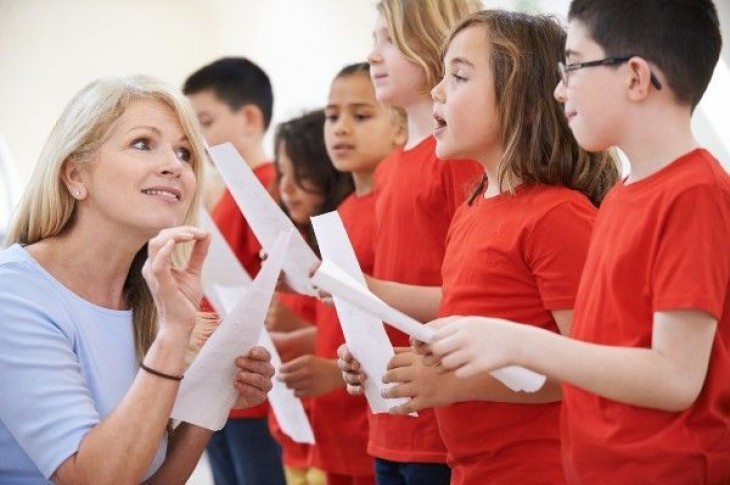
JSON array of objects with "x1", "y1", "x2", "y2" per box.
[{"x1": 0, "y1": 75, "x2": 273, "y2": 484}]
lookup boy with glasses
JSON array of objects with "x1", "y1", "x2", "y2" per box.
[{"x1": 424, "y1": 0, "x2": 729, "y2": 481}]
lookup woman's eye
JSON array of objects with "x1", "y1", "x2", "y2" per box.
[
  {"x1": 132, "y1": 138, "x2": 150, "y2": 150},
  {"x1": 175, "y1": 147, "x2": 192, "y2": 163},
  {"x1": 354, "y1": 113, "x2": 372, "y2": 122},
  {"x1": 325, "y1": 113, "x2": 339, "y2": 123}
]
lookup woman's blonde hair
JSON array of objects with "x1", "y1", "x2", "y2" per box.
[
  {"x1": 377, "y1": 0, "x2": 482, "y2": 93},
  {"x1": 7, "y1": 75, "x2": 208, "y2": 360},
  {"x1": 447, "y1": 10, "x2": 619, "y2": 206}
]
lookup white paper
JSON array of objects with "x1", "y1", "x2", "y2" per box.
[
  {"x1": 257, "y1": 330, "x2": 315, "y2": 443},
  {"x1": 311, "y1": 212, "x2": 407, "y2": 413},
  {"x1": 312, "y1": 260, "x2": 435, "y2": 343},
  {"x1": 171, "y1": 231, "x2": 292, "y2": 430},
  {"x1": 198, "y1": 208, "x2": 251, "y2": 314},
  {"x1": 195, "y1": 223, "x2": 314, "y2": 441},
  {"x1": 311, "y1": 260, "x2": 548, "y2": 393},
  {"x1": 208, "y1": 143, "x2": 319, "y2": 296}
]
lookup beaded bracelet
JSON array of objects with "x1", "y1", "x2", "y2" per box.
[{"x1": 139, "y1": 362, "x2": 184, "y2": 381}]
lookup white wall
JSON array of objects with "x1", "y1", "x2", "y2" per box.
[
  {"x1": 0, "y1": 0, "x2": 376, "y2": 189},
  {"x1": 0, "y1": 0, "x2": 727, "y2": 232}
]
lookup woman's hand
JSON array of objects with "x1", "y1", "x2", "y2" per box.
[
  {"x1": 142, "y1": 226, "x2": 210, "y2": 332},
  {"x1": 336, "y1": 344, "x2": 368, "y2": 395},
  {"x1": 232, "y1": 346, "x2": 274, "y2": 409}
]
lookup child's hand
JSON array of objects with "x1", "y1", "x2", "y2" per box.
[
  {"x1": 336, "y1": 344, "x2": 367, "y2": 395},
  {"x1": 308, "y1": 261, "x2": 334, "y2": 305},
  {"x1": 278, "y1": 355, "x2": 343, "y2": 397},
  {"x1": 261, "y1": 251, "x2": 294, "y2": 294},
  {"x1": 232, "y1": 346, "x2": 274, "y2": 409},
  {"x1": 410, "y1": 336, "x2": 435, "y2": 364},
  {"x1": 381, "y1": 348, "x2": 451, "y2": 415},
  {"x1": 429, "y1": 316, "x2": 522, "y2": 378},
  {"x1": 185, "y1": 314, "x2": 220, "y2": 366}
]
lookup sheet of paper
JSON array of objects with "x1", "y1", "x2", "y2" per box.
[
  {"x1": 171, "y1": 231, "x2": 291, "y2": 430},
  {"x1": 198, "y1": 208, "x2": 250, "y2": 314},
  {"x1": 257, "y1": 330, "x2": 315, "y2": 443},
  {"x1": 311, "y1": 212, "x2": 407, "y2": 413},
  {"x1": 311, "y1": 260, "x2": 548, "y2": 393},
  {"x1": 208, "y1": 143, "x2": 319, "y2": 296},
  {"x1": 311, "y1": 260, "x2": 435, "y2": 343},
  {"x1": 195, "y1": 224, "x2": 314, "y2": 441}
]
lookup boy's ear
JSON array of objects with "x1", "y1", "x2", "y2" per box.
[
  {"x1": 238, "y1": 104, "x2": 265, "y2": 133},
  {"x1": 626, "y1": 57, "x2": 656, "y2": 102},
  {"x1": 61, "y1": 158, "x2": 87, "y2": 200}
]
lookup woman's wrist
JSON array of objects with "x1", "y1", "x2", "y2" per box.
[{"x1": 144, "y1": 327, "x2": 192, "y2": 376}]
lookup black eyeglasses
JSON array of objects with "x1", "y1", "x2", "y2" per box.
[{"x1": 558, "y1": 55, "x2": 662, "y2": 90}]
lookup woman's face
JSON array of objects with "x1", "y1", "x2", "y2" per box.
[{"x1": 77, "y1": 99, "x2": 197, "y2": 240}]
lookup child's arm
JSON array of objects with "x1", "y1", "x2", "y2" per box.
[
  {"x1": 430, "y1": 309, "x2": 717, "y2": 412},
  {"x1": 278, "y1": 355, "x2": 343, "y2": 397},
  {"x1": 266, "y1": 295, "x2": 311, "y2": 332},
  {"x1": 382, "y1": 310, "x2": 572, "y2": 413},
  {"x1": 365, "y1": 274, "x2": 442, "y2": 323},
  {"x1": 382, "y1": 349, "x2": 562, "y2": 415},
  {"x1": 270, "y1": 326, "x2": 316, "y2": 362}
]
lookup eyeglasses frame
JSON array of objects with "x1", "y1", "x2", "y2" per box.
[{"x1": 558, "y1": 55, "x2": 663, "y2": 90}]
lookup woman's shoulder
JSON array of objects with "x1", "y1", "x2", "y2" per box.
[
  {"x1": 0, "y1": 244, "x2": 71, "y2": 325},
  {"x1": 0, "y1": 244, "x2": 39, "y2": 283}
]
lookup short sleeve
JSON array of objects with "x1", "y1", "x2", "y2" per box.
[
  {"x1": 652, "y1": 185, "x2": 730, "y2": 319},
  {"x1": 0, "y1": 265, "x2": 100, "y2": 479},
  {"x1": 526, "y1": 200, "x2": 596, "y2": 310}
]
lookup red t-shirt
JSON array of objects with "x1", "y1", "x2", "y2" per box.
[
  {"x1": 369, "y1": 136, "x2": 483, "y2": 463},
  {"x1": 563, "y1": 149, "x2": 730, "y2": 483},
  {"x1": 437, "y1": 185, "x2": 596, "y2": 483},
  {"x1": 267, "y1": 292, "x2": 319, "y2": 468},
  {"x1": 205, "y1": 162, "x2": 276, "y2": 419},
  {"x1": 311, "y1": 193, "x2": 377, "y2": 477}
]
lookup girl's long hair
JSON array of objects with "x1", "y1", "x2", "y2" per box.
[
  {"x1": 274, "y1": 109, "x2": 354, "y2": 255},
  {"x1": 377, "y1": 0, "x2": 482, "y2": 93},
  {"x1": 450, "y1": 10, "x2": 619, "y2": 206}
]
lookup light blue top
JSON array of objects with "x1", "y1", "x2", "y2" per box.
[{"x1": 0, "y1": 244, "x2": 166, "y2": 483}]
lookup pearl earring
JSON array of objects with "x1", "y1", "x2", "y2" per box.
[{"x1": 74, "y1": 190, "x2": 81, "y2": 197}]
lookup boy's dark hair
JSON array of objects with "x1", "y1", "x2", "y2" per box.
[
  {"x1": 568, "y1": 0, "x2": 722, "y2": 109},
  {"x1": 336, "y1": 62, "x2": 370, "y2": 78},
  {"x1": 274, "y1": 109, "x2": 354, "y2": 255},
  {"x1": 183, "y1": 57, "x2": 274, "y2": 130}
]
